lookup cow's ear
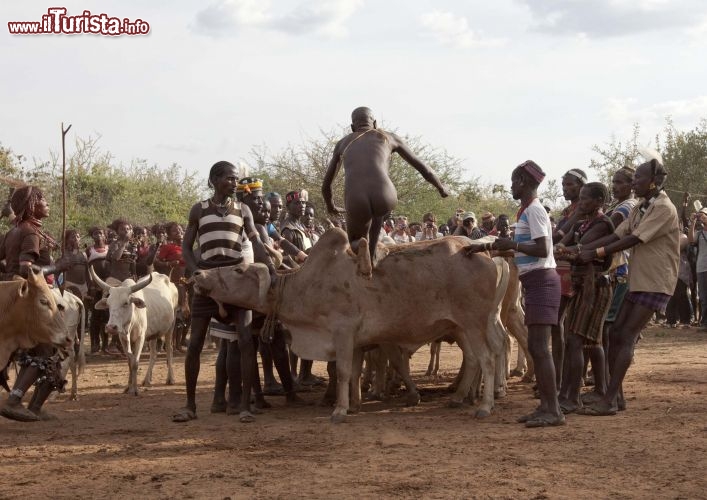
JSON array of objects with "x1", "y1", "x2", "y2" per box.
[
  {"x1": 17, "y1": 281, "x2": 29, "y2": 298},
  {"x1": 131, "y1": 297, "x2": 146, "y2": 309},
  {"x1": 94, "y1": 298, "x2": 109, "y2": 310}
]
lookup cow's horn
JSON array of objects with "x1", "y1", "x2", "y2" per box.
[
  {"x1": 88, "y1": 266, "x2": 111, "y2": 292},
  {"x1": 129, "y1": 273, "x2": 153, "y2": 294}
]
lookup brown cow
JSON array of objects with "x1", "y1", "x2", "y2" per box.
[
  {"x1": 192, "y1": 228, "x2": 509, "y2": 422},
  {"x1": 1, "y1": 267, "x2": 71, "y2": 377}
]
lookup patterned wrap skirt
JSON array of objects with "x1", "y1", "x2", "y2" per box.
[{"x1": 564, "y1": 276, "x2": 613, "y2": 344}]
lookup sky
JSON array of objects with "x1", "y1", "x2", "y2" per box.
[{"x1": 2, "y1": 0, "x2": 707, "y2": 190}]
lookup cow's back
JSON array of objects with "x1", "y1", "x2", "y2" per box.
[
  {"x1": 281, "y1": 236, "x2": 499, "y2": 345},
  {"x1": 143, "y1": 273, "x2": 177, "y2": 337}
]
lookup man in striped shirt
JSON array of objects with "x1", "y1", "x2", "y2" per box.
[{"x1": 173, "y1": 161, "x2": 277, "y2": 423}]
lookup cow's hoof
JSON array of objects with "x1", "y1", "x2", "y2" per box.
[
  {"x1": 406, "y1": 392, "x2": 421, "y2": 407},
  {"x1": 123, "y1": 387, "x2": 139, "y2": 396},
  {"x1": 142, "y1": 382, "x2": 153, "y2": 388},
  {"x1": 330, "y1": 412, "x2": 347, "y2": 424},
  {"x1": 494, "y1": 389, "x2": 507, "y2": 399},
  {"x1": 447, "y1": 399, "x2": 463, "y2": 408},
  {"x1": 166, "y1": 379, "x2": 175, "y2": 386},
  {"x1": 70, "y1": 394, "x2": 78, "y2": 402},
  {"x1": 475, "y1": 408, "x2": 491, "y2": 419}
]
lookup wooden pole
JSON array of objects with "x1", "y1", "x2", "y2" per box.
[{"x1": 61, "y1": 122, "x2": 71, "y2": 256}]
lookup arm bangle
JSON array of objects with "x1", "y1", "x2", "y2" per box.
[
  {"x1": 596, "y1": 247, "x2": 606, "y2": 258},
  {"x1": 557, "y1": 229, "x2": 565, "y2": 237},
  {"x1": 515, "y1": 242, "x2": 520, "y2": 251}
]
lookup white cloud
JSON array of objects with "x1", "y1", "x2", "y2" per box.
[
  {"x1": 603, "y1": 96, "x2": 707, "y2": 131},
  {"x1": 516, "y1": 0, "x2": 707, "y2": 37},
  {"x1": 274, "y1": 0, "x2": 363, "y2": 38},
  {"x1": 419, "y1": 10, "x2": 505, "y2": 48},
  {"x1": 192, "y1": 0, "x2": 363, "y2": 38},
  {"x1": 192, "y1": 0, "x2": 271, "y2": 35}
]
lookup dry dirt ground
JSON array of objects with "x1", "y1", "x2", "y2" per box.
[{"x1": 1, "y1": 325, "x2": 706, "y2": 499}]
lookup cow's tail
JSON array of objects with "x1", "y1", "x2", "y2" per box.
[
  {"x1": 76, "y1": 299, "x2": 87, "y2": 376},
  {"x1": 488, "y1": 257, "x2": 510, "y2": 355}
]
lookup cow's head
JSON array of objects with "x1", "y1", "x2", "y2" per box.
[
  {"x1": 89, "y1": 267, "x2": 152, "y2": 336},
  {"x1": 22, "y1": 266, "x2": 71, "y2": 349},
  {"x1": 191, "y1": 262, "x2": 271, "y2": 314}
]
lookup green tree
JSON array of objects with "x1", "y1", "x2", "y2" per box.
[
  {"x1": 0, "y1": 136, "x2": 203, "y2": 246},
  {"x1": 249, "y1": 127, "x2": 517, "y2": 226},
  {"x1": 590, "y1": 119, "x2": 707, "y2": 209}
]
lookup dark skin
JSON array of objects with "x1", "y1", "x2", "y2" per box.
[
  {"x1": 155, "y1": 224, "x2": 186, "y2": 282},
  {"x1": 281, "y1": 198, "x2": 308, "y2": 249},
  {"x1": 580, "y1": 169, "x2": 635, "y2": 401},
  {"x1": 63, "y1": 231, "x2": 89, "y2": 296},
  {"x1": 466, "y1": 168, "x2": 562, "y2": 424},
  {"x1": 496, "y1": 216, "x2": 511, "y2": 239},
  {"x1": 322, "y1": 106, "x2": 449, "y2": 261},
  {"x1": 255, "y1": 198, "x2": 306, "y2": 263},
  {"x1": 548, "y1": 173, "x2": 585, "y2": 387},
  {"x1": 609, "y1": 171, "x2": 634, "y2": 228},
  {"x1": 554, "y1": 187, "x2": 612, "y2": 412},
  {"x1": 573, "y1": 163, "x2": 663, "y2": 414},
  {"x1": 553, "y1": 174, "x2": 583, "y2": 243},
  {"x1": 268, "y1": 194, "x2": 283, "y2": 228},
  {"x1": 178, "y1": 165, "x2": 276, "y2": 421},
  {"x1": 245, "y1": 194, "x2": 307, "y2": 404}
]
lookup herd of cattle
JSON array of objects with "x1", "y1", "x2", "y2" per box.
[{"x1": 1, "y1": 230, "x2": 532, "y2": 423}]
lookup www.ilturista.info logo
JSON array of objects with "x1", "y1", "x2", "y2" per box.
[{"x1": 8, "y1": 8, "x2": 150, "y2": 36}]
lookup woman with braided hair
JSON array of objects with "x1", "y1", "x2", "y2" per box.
[
  {"x1": 576, "y1": 158, "x2": 680, "y2": 416},
  {"x1": 0, "y1": 185, "x2": 73, "y2": 421}
]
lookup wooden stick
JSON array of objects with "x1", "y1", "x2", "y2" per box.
[{"x1": 61, "y1": 122, "x2": 71, "y2": 256}]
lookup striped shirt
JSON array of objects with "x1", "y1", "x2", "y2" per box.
[
  {"x1": 197, "y1": 199, "x2": 247, "y2": 262},
  {"x1": 514, "y1": 199, "x2": 556, "y2": 275}
]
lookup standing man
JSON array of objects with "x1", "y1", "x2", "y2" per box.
[
  {"x1": 576, "y1": 158, "x2": 680, "y2": 415},
  {"x1": 689, "y1": 207, "x2": 707, "y2": 331},
  {"x1": 172, "y1": 161, "x2": 276, "y2": 423},
  {"x1": 480, "y1": 212, "x2": 496, "y2": 236},
  {"x1": 552, "y1": 169, "x2": 587, "y2": 387},
  {"x1": 266, "y1": 192, "x2": 284, "y2": 239},
  {"x1": 466, "y1": 160, "x2": 564, "y2": 427},
  {"x1": 322, "y1": 106, "x2": 449, "y2": 262},
  {"x1": 281, "y1": 189, "x2": 320, "y2": 385}
]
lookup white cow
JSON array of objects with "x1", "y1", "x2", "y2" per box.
[
  {"x1": 51, "y1": 288, "x2": 86, "y2": 401},
  {"x1": 89, "y1": 269, "x2": 178, "y2": 395}
]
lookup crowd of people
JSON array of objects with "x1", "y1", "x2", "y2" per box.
[{"x1": 0, "y1": 107, "x2": 699, "y2": 428}]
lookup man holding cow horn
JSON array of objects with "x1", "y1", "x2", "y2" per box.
[
  {"x1": 0, "y1": 185, "x2": 78, "y2": 422},
  {"x1": 172, "y1": 161, "x2": 277, "y2": 423},
  {"x1": 465, "y1": 160, "x2": 565, "y2": 428}
]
